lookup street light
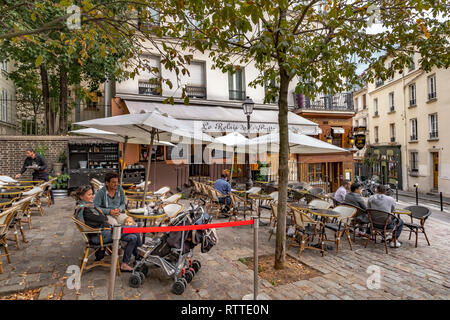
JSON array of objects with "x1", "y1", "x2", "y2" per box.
[{"x1": 243, "y1": 96, "x2": 254, "y2": 190}]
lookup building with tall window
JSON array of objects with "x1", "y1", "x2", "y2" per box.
[
  {"x1": 365, "y1": 52, "x2": 450, "y2": 195},
  {"x1": 0, "y1": 59, "x2": 17, "y2": 135}
]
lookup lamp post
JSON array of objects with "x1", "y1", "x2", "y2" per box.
[{"x1": 243, "y1": 96, "x2": 254, "y2": 190}]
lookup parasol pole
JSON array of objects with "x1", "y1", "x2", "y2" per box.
[
  {"x1": 142, "y1": 128, "x2": 156, "y2": 207},
  {"x1": 120, "y1": 136, "x2": 129, "y2": 186},
  {"x1": 229, "y1": 146, "x2": 235, "y2": 185}
]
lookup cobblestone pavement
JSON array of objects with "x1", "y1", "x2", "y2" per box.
[{"x1": 0, "y1": 197, "x2": 449, "y2": 300}]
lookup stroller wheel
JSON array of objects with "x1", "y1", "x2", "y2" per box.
[
  {"x1": 171, "y1": 280, "x2": 186, "y2": 295},
  {"x1": 137, "y1": 271, "x2": 146, "y2": 282},
  {"x1": 179, "y1": 277, "x2": 187, "y2": 288},
  {"x1": 136, "y1": 264, "x2": 149, "y2": 277},
  {"x1": 184, "y1": 270, "x2": 194, "y2": 283},
  {"x1": 129, "y1": 274, "x2": 142, "y2": 288},
  {"x1": 192, "y1": 260, "x2": 201, "y2": 273}
]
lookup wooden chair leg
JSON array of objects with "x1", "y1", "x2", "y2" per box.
[
  {"x1": 415, "y1": 229, "x2": 419, "y2": 248},
  {"x1": 345, "y1": 228, "x2": 353, "y2": 251},
  {"x1": 0, "y1": 257, "x2": 3, "y2": 274},
  {"x1": 79, "y1": 247, "x2": 90, "y2": 278},
  {"x1": 335, "y1": 231, "x2": 341, "y2": 253},
  {"x1": 2, "y1": 240, "x2": 11, "y2": 264},
  {"x1": 299, "y1": 234, "x2": 306, "y2": 256},
  {"x1": 423, "y1": 229, "x2": 430, "y2": 246},
  {"x1": 18, "y1": 222, "x2": 28, "y2": 243}
]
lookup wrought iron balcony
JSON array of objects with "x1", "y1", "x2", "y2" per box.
[
  {"x1": 186, "y1": 85, "x2": 206, "y2": 99},
  {"x1": 428, "y1": 92, "x2": 437, "y2": 100},
  {"x1": 138, "y1": 80, "x2": 161, "y2": 96},
  {"x1": 229, "y1": 90, "x2": 246, "y2": 101},
  {"x1": 292, "y1": 92, "x2": 354, "y2": 112}
]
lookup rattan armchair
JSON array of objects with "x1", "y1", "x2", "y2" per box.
[
  {"x1": 324, "y1": 205, "x2": 357, "y2": 253},
  {"x1": 366, "y1": 209, "x2": 401, "y2": 254}
]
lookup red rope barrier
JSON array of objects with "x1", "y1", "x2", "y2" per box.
[{"x1": 122, "y1": 219, "x2": 254, "y2": 234}]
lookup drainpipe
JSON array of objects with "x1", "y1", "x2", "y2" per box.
[{"x1": 402, "y1": 70, "x2": 408, "y2": 192}]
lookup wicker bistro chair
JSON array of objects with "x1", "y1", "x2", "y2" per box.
[
  {"x1": 403, "y1": 205, "x2": 432, "y2": 247},
  {"x1": 161, "y1": 193, "x2": 182, "y2": 205},
  {"x1": 0, "y1": 206, "x2": 19, "y2": 273},
  {"x1": 90, "y1": 178, "x2": 104, "y2": 194},
  {"x1": 324, "y1": 205, "x2": 357, "y2": 253},
  {"x1": 365, "y1": 209, "x2": 401, "y2": 254},
  {"x1": 308, "y1": 199, "x2": 331, "y2": 210},
  {"x1": 259, "y1": 191, "x2": 279, "y2": 212},
  {"x1": 39, "y1": 178, "x2": 56, "y2": 207},
  {"x1": 1, "y1": 204, "x2": 26, "y2": 249},
  {"x1": 206, "y1": 187, "x2": 223, "y2": 219},
  {"x1": 268, "y1": 201, "x2": 278, "y2": 241},
  {"x1": 228, "y1": 192, "x2": 254, "y2": 222},
  {"x1": 22, "y1": 186, "x2": 45, "y2": 217},
  {"x1": 72, "y1": 217, "x2": 121, "y2": 279},
  {"x1": 342, "y1": 203, "x2": 370, "y2": 241},
  {"x1": 288, "y1": 205, "x2": 326, "y2": 257}
]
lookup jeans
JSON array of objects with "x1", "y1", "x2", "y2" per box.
[
  {"x1": 90, "y1": 230, "x2": 142, "y2": 263},
  {"x1": 121, "y1": 233, "x2": 142, "y2": 263},
  {"x1": 374, "y1": 218, "x2": 404, "y2": 239},
  {"x1": 218, "y1": 196, "x2": 231, "y2": 206}
]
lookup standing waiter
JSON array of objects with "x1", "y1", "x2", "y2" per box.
[{"x1": 15, "y1": 148, "x2": 55, "y2": 204}]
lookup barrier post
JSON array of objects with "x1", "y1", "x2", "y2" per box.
[
  {"x1": 253, "y1": 216, "x2": 259, "y2": 300},
  {"x1": 416, "y1": 186, "x2": 419, "y2": 205},
  {"x1": 440, "y1": 192, "x2": 443, "y2": 211},
  {"x1": 108, "y1": 225, "x2": 121, "y2": 300},
  {"x1": 395, "y1": 183, "x2": 398, "y2": 202}
]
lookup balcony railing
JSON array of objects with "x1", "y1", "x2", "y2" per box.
[
  {"x1": 428, "y1": 92, "x2": 437, "y2": 100},
  {"x1": 292, "y1": 93, "x2": 354, "y2": 111},
  {"x1": 389, "y1": 106, "x2": 395, "y2": 112},
  {"x1": 375, "y1": 79, "x2": 384, "y2": 87},
  {"x1": 186, "y1": 85, "x2": 206, "y2": 99},
  {"x1": 410, "y1": 135, "x2": 418, "y2": 141},
  {"x1": 390, "y1": 137, "x2": 396, "y2": 142},
  {"x1": 138, "y1": 80, "x2": 161, "y2": 96},
  {"x1": 229, "y1": 90, "x2": 246, "y2": 101},
  {"x1": 429, "y1": 131, "x2": 438, "y2": 139},
  {"x1": 409, "y1": 99, "x2": 416, "y2": 106}
]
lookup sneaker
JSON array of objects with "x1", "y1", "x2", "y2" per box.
[{"x1": 389, "y1": 240, "x2": 402, "y2": 248}]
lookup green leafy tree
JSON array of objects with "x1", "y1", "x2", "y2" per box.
[{"x1": 142, "y1": 0, "x2": 449, "y2": 269}]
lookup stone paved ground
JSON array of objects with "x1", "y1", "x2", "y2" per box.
[{"x1": 0, "y1": 197, "x2": 449, "y2": 300}]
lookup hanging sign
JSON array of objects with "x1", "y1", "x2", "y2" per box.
[{"x1": 355, "y1": 134, "x2": 366, "y2": 150}]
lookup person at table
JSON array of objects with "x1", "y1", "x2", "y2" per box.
[
  {"x1": 72, "y1": 185, "x2": 141, "y2": 271},
  {"x1": 334, "y1": 180, "x2": 350, "y2": 204},
  {"x1": 93, "y1": 172, "x2": 128, "y2": 225},
  {"x1": 15, "y1": 147, "x2": 54, "y2": 204},
  {"x1": 344, "y1": 182, "x2": 367, "y2": 210},
  {"x1": 368, "y1": 184, "x2": 404, "y2": 248},
  {"x1": 214, "y1": 173, "x2": 231, "y2": 213}
]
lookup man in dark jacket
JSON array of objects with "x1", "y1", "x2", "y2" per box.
[
  {"x1": 344, "y1": 182, "x2": 367, "y2": 210},
  {"x1": 15, "y1": 148, "x2": 54, "y2": 203}
]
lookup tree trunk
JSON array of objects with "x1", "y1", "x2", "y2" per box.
[
  {"x1": 274, "y1": 65, "x2": 290, "y2": 270},
  {"x1": 40, "y1": 65, "x2": 53, "y2": 134},
  {"x1": 58, "y1": 64, "x2": 68, "y2": 135}
]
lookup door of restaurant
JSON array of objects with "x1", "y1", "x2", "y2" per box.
[
  {"x1": 432, "y1": 152, "x2": 439, "y2": 189},
  {"x1": 331, "y1": 162, "x2": 342, "y2": 192}
]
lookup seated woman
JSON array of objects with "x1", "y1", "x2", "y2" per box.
[{"x1": 72, "y1": 185, "x2": 142, "y2": 272}]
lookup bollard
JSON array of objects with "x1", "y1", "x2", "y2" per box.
[
  {"x1": 440, "y1": 192, "x2": 443, "y2": 211},
  {"x1": 108, "y1": 225, "x2": 121, "y2": 300},
  {"x1": 396, "y1": 183, "x2": 398, "y2": 202},
  {"x1": 416, "y1": 187, "x2": 419, "y2": 206},
  {"x1": 253, "y1": 216, "x2": 259, "y2": 300}
]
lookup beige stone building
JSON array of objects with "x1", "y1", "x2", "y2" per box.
[
  {"x1": 0, "y1": 59, "x2": 17, "y2": 135},
  {"x1": 352, "y1": 85, "x2": 369, "y2": 178},
  {"x1": 365, "y1": 52, "x2": 450, "y2": 196}
]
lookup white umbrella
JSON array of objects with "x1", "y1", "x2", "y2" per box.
[
  {"x1": 75, "y1": 109, "x2": 214, "y2": 206},
  {"x1": 69, "y1": 128, "x2": 175, "y2": 185},
  {"x1": 247, "y1": 129, "x2": 348, "y2": 154},
  {"x1": 206, "y1": 132, "x2": 257, "y2": 183}
]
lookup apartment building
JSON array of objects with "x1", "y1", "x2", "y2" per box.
[
  {"x1": 366, "y1": 52, "x2": 450, "y2": 196},
  {"x1": 0, "y1": 59, "x2": 17, "y2": 135},
  {"x1": 105, "y1": 44, "x2": 356, "y2": 191}
]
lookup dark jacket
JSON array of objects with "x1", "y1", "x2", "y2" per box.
[
  {"x1": 74, "y1": 202, "x2": 110, "y2": 229},
  {"x1": 344, "y1": 192, "x2": 367, "y2": 210},
  {"x1": 20, "y1": 154, "x2": 48, "y2": 175}
]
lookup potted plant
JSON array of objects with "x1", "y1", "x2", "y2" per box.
[
  {"x1": 53, "y1": 150, "x2": 66, "y2": 176},
  {"x1": 51, "y1": 174, "x2": 71, "y2": 198}
]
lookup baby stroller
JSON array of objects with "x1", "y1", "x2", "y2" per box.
[{"x1": 128, "y1": 203, "x2": 217, "y2": 295}]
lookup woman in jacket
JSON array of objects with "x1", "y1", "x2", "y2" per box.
[{"x1": 72, "y1": 185, "x2": 141, "y2": 272}]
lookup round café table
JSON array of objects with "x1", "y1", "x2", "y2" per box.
[{"x1": 126, "y1": 208, "x2": 167, "y2": 243}]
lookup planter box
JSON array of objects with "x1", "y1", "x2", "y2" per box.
[{"x1": 53, "y1": 189, "x2": 68, "y2": 198}]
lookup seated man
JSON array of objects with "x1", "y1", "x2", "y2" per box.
[
  {"x1": 368, "y1": 185, "x2": 404, "y2": 248},
  {"x1": 94, "y1": 172, "x2": 128, "y2": 225},
  {"x1": 334, "y1": 180, "x2": 350, "y2": 204},
  {"x1": 344, "y1": 182, "x2": 367, "y2": 210},
  {"x1": 214, "y1": 174, "x2": 231, "y2": 213}
]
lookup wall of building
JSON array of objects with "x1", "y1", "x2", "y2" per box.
[
  {"x1": 0, "y1": 60, "x2": 17, "y2": 135},
  {"x1": 0, "y1": 136, "x2": 109, "y2": 179}
]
